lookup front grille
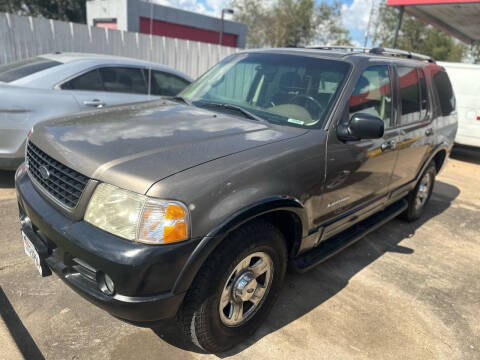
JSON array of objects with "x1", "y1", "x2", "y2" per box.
[{"x1": 26, "y1": 141, "x2": 89, "y2": 208}]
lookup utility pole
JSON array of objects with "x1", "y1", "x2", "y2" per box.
[
  {"x1": 392, "y1": 6, "x2": 405, "y2": 49},
  {"x1": 219, "y1": 8, "x2": 234, "y2": 46}
]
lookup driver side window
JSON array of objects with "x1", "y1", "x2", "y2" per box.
[{"x1": 349, "y1": 65, "x2": 393, "y2": 128}]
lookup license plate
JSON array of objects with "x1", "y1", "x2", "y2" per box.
[{"x1": 22, "y1": 231, "x2": 44, "y2": 276}]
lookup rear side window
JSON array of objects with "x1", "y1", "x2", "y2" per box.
[
  {"x1": 432, "y1": 69, "x2": 455, "y2": 116},
  {"x1": 100, "y1": 67, "x2": 147, "y2": 94},
  {"x1": 398, "y1": 66, "x2": 421, "y2": 124},
  {"x1": 419, "y1": 69, "x2": 429, "y2": 120},
  {"x1": 349, "y1": 65, "x2": 393, "y2": 128},
  {"x1": 61, "y1": 69, "x2": 104, "y2": 91},
  {"x1": 0, "y1": 57, "x2": 61, "y2": 83},
  {"x1": 149, "y1": 70, "x2": 190, "y2": 96}
]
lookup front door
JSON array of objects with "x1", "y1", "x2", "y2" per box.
[
  {"x1": 318, "y1": 64, "x2": 398, "y2": 241},
  {"x1": 60, "y1": 67, "x2": 154, "y2": 110}
]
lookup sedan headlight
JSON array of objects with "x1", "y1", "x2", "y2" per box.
[{"x1": 84, "y1": 183, "x2": 189, "y2": 244}]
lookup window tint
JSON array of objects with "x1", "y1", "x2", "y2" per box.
[
  {"x1": 349, "y1": 65, "x2": 393, "y2": 128},
  {"x1": 61, "y1": 69, "x2": 104, "y2": 91},
  {"x1": 398, "y1": 66, "x2": 421, "y2": 124},
  {"x1": 100, "y1": 67, "x2": 147, "y2": 94},
  {"x1": 419, "y1": 68, "x2": 429, "y2": 119},
  {"x1": 432, "y1": 69, "x2": 455, "y2": 116},
  {"x1": 0, "y1": 57, "x2": 61, "y2": 83},
  {"x1": 149, "y1": 70, "x2": 190, "y2": 96}
]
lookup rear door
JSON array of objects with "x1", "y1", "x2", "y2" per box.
[
  {"x1": 61, "y1": 66, "x2": 153, "y2": 109},
  {"x1": 389, "y1": 64, "x2": 435, "y2": 192},
  {"x1": 319, "y1": 64, "x2": 398, "y2": 241}
]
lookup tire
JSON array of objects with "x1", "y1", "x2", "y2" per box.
[
  {"x1": 401, "y1": 163, "x2": 436, "y2": 222},
  {"x1": 178, "y1": 220, "x2": 287, "y2": 353}
]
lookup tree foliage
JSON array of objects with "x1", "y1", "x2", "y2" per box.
[
  {"x1": 231, "y1": 0, "x2": 351, "y2": 48},
  {"x1": 0, "y1": 0, "x2": 86, "y2": 23},
  {"x1": 372, "y1": 3, "x2": 466, "y2": 62}
]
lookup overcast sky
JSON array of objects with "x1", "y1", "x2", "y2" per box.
[{"x1": 152, "y1": 0, "x2": 379, "y2": 47}]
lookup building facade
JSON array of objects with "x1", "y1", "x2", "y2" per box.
[{"x1": 86, "y1": 0, "x2": 248, "y2": 48}]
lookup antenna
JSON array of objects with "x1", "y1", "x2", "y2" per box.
[{"x1": 363, "y1": 0, "x2": 375, "y2": 48}]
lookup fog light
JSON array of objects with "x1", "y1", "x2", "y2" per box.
[
  {"x1": 98, "y1": 272, "x2": 115, "y2": 295},
  {"x1": 105, "y1": 274, "x2": 115, "y2": 293}
]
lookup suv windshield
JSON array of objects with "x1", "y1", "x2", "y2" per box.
[
  {"x1": 0, "y1": 57, "x2": 62, "y2": 83},
  {"x1": 181, "y1": 53, "x2": 350, "y2": 128}
]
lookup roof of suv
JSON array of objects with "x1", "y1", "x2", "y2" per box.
[{"x1": 239, "y1": 47, "x2": 436, "y2": 66}]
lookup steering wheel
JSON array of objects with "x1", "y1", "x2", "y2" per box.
[{"x1": 290, "y1": 94, "x2": 325, "y2": 120}]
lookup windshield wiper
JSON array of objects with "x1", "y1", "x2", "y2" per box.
[
  {"x1": 199, "y1": 102, "x2": 265, "y2": 122},
  {"x1": 169, "y1": 95, "x2": 192, "y2": 106}
]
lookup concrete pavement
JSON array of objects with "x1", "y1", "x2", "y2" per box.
[{"x1": 0, "y1": 148, "x2": 479, "y2": 359}]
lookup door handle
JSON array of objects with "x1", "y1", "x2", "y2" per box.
[
  {"x1": 381, "y1": 140, "x2": 396, "y2": 151},
  {"x1": 425, "y1": 128, "x2": 434, "y2": 136},
  {"x1": 83, "y1": 99, "x2": 106, "y2": 108}
]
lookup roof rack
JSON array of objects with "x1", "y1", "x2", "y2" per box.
[
  {"x1": 369, "y1": 47, "x2": 435, "y2": 63},
  {"x1": 307, "y1": 45, "x2": 370, "y2": 53}
]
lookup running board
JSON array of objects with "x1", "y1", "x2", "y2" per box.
[{"x1": 292, "y1": 199, "x2": 408, "y2": 273}]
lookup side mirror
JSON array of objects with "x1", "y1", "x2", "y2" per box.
[{"x1": 337, "y1": 113, "x2": 385, "y2": 141}]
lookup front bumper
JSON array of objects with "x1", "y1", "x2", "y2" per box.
[{"x1": 15, "y1": 166, "x2": 201, "y2": 323}]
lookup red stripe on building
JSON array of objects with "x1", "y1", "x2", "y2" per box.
[{"x1": 139, "y1": 17, "x2": 237, "y2": 47}]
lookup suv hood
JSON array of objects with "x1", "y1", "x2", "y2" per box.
[{"x1": 30, "y1": 101, "x2": 307, "y2": 194}]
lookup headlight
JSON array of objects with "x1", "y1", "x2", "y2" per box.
[{"x1": 84, "y1": 183, "x2": 189, "y2": 244}]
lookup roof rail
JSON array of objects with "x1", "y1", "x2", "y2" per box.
[
  {"x1": 369, "y1": 47, "x2": 435, "y2": 63},
  {"x1": 307, "y1": 45, "x2": 370, "y2": 53}
]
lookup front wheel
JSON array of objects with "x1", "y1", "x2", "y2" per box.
[
  {"x1": 401, "y1": 163, "x2": 436, "y2": 222},
  {"x1": 178, "y1": 220, "x2": 287, "y2": 353}
]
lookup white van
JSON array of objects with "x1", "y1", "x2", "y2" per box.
[{"x1": 439, "y1": 62, "x2": 480, "y2": 147}]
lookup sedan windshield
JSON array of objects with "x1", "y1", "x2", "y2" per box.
[{"x1": 181, "y1": 52, "x2": 351, "y2": 128}]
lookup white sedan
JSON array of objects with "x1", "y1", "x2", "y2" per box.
[{"x1": 0, "y1": 53, "x2": 192, "y2": 170}]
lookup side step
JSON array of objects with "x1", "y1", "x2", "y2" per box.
[{"x1": 292, "y1": 199, "x2": 408, "y2": 273}]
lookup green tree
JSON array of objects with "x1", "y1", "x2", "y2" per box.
[
  {"x1": 469, "y1": 43, "x2": 480, "y2": 64},
  {"x1": 0, "y1": 0, "x2": 86, "y2": 23},
  {"x1": 231, "y1": 0, "x2": 351, "y2": 48},
  {"x1": 315, "y1": 1, "x2": 351, "y2": 46},
  {"x1": 372, "y1": 3, "x2": 466, "y2": 62}
]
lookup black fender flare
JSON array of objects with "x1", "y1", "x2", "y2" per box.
[
  {"x1": 171, "y1": 196, "x2": 307, "y2": 294},
  {"x1": 415, "y1": 143, "x2": 450, "y2": 182}
]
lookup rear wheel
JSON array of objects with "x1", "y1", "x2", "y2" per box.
[
  {"x1": 178, "y1": 220, "x2": 287, "y2": 353},
  {"x1": 401, "y1": 163, "x2": 436, "y2": 222}
]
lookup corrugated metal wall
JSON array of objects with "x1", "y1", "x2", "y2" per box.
[{"x1": 0, "y1": 12, "x2": 239, "y2": 78}]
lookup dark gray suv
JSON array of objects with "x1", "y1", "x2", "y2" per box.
[{"x1": 15, "y1": 47, "x2": 457, "y2": 353}]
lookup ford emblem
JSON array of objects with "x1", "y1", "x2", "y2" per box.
[{"x1": 39, "y1": 166, "x2": 50, "y2": 180}]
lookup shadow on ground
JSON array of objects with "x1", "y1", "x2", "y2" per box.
[
  {"x1": 153, "y1": 181, "x2": 460, "y2": 356},
  {"x1": 451, "y1": 145, "x2": 480, "y2": 165},
  {"x1": 0, "y1": 287, "x2": 45, "y2": 360},
  {"x1": 0, "y1": 171, "x2": 15, "y2": 189}
]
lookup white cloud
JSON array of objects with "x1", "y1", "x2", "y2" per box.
[
  {"x1": 342, "y1": 0, "x2": 372, "y2": 32},
  {"x1": 341, "y1": 0, "x2": 381, "y2": 46}
]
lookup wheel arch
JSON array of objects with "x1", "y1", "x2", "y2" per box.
[
  {"x1": 171, "y1": 196, "x2": 307, "y2": 294},
  {"x1": 416, "y1": 145, "x2": 449, "y2": 181}
]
